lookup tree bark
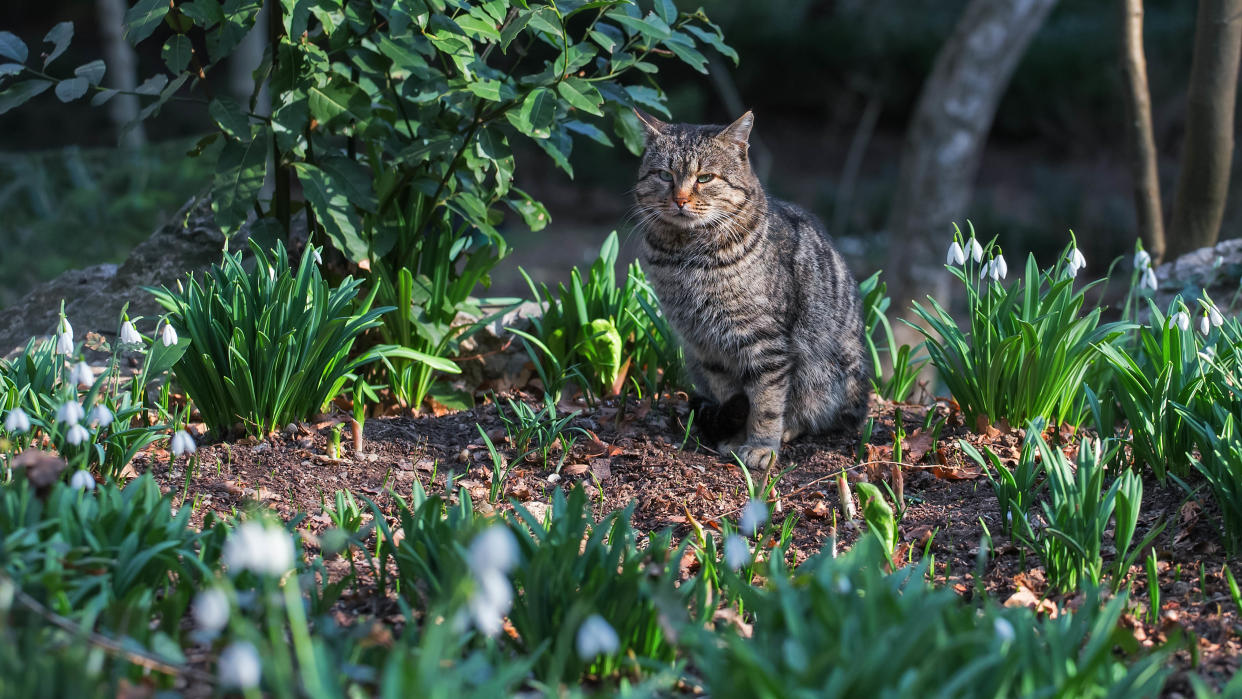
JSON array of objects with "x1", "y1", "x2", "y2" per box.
[
  {"x1": 96, "y1": 0, "x2": 145, "y2": 147},
  {"x1": 883, "y1": 0, "x2": 1058, "y2": 317},
  {"x1": 1119, "y1": 0, "x2": 1167, "y2": 263},
  {"x1": 1166, "y1": 0, "x2": 1242, "y2": 259}
]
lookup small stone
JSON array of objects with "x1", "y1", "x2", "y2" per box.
[{"x1": 547, "y1": 473, "x2": 561, "y2": 484}]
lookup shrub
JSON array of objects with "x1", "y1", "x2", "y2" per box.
[{"x1": 147, "y1": 241, "x2": 454, "y2": 437}]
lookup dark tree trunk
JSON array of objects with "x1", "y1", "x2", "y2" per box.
[
  {"x1": 1166, "y1": 0, "x2": 1242, "y2": 259},
  {"x1": 96, "y1": 0, "x2": 144, "y2": 147},
  {"x1": 1120, "y1": 0, "x2": 1167, "y2": 263},
  {"x1": 884, "y1": 0, "x2": 1058, "y2": 319}
]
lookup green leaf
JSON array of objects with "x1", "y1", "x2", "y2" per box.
[
  {"x1": 42, "y1": 21, "x2": 73, "y2": 68},
  {"x1": 578, "y1": 318, "x2": 623, "y2": 389},
  {"x1": 564, "y1": 119, "x2": 612, "y2": 146},
  {"x1": 211, "y1": 128, "x2": 268, "y2": 235},
  {"x1": 316, "y1": 155, "x2": 377, "y2": 213},
  {"x1": 684, "y1": 25, "x2": 739, "y2": 65},
  {"x1": 664, "y1": 36, "x2": 708, "y2": 73},
  {"x1": 308, "y1": 77, "x2": 371, "y2": 130},
  {"x1": 500, "y1": 10, "x2": 532, "y2": 51},
  {"x1": 556, "y1": 77, "x2": 603, "y2": 116},
  {"x1": 455, "y1": 14, "x2": 501, "y2": 43},
  {"x1": 0, "y1": 79, "x2": 51, "y2": 115},
  {"x1": 0, "y1": 32, "x2": 28, "y2": 63},
  {"x1": 508, "y1": 86, "x2": 556, "y2": 138},
  {"x1": 124, "y1": 0, "x2": 171, "y2": 45},
  {"x1": 467, "y1": 78, "x2": 503, "y2": 102},
  {"x1": 293, "y1": 162, "x2": 370, "y2": 263},
  {"x1": 209, "y1": 96, "x2": 251, "y2": 141},
  {"x1": 0, "y1": 63, "x2": 22, "y2": 77},
  {"x1": 653, "y1": 0, "x2": 677, "y2": 23},
  {"x1": 134, "y1": 74, "x2": 168, "y2": 95},
  {"x1": 90, "y1": 88, "x2": 118, "y2": 106},
  {"x1": 54, "y1": 77, "x2": 88, "y2": 102},
  {"x1": 610, "y1": 12, "x2": 671, "y2": 42},
  {"x1": 74, "y1": 59, "x2": 106, "y2": 86},
  {"x1": 507, "y1": 189, "x2": 550, "y2": 231},
  {"x1": 162, "y1": 34, "x2": 193, "y2": 73}
]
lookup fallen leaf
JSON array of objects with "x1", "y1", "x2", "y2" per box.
[
  {"x1": 806, "y1": 500, "x2": 832, "y2": 519},
  {"x1": 902, "y1": 428, "x2": 935, "y2": 464},
  {"x1": 929, "y1": 463, "x2": 982, "y2": 480},
  {"x1": 563, "y1": 463, "x2": 590, "y2": 476}
]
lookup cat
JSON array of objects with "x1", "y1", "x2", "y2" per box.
[{"x1": 632, "y1": 109, "x2": 870, "y2": 469}]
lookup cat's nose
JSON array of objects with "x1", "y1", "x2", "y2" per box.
[{"x1": 672, "y1": 191, "x2": 691, "y2": 208}]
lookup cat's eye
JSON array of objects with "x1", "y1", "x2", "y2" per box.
[
  {"x1": 696, "y1": 173, "x2": 715, "y2": 183},
  {"x1": 657, "y1": 170, "x2": 674, "y2": 182}
]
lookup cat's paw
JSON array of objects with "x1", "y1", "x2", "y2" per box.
[{"x1": 734, "y1": 442, "x2": 779, "y2": 470}]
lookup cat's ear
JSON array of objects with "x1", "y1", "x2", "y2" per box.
[
  {"x1": 633, "y1": 108, "x2": 668, "y2": 137},
  {"x1": 717, "y1": 111, "x2": 754, "y2": 147}
]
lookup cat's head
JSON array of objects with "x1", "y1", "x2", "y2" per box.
[{"x1": 633, "y1": 110, "x2": 758, "y2": 231}]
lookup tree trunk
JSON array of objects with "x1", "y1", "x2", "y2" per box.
[
  {"x1": 1120, "y1": 0, "x2": 1167, "y2": 263},
  {"x1": 883, "y1": 0, "x2": 1058, "y2": 318},
  {"x1": 96, "y1": 0, "x2": 144, "y2": 148},
  {"x1": 1166, "y1": 0, "x2": 1242, "y2": 259}
]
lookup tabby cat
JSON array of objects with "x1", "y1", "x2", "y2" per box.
[{"x1": 632, "y1": 109, "x2": 869, "y2": 469}]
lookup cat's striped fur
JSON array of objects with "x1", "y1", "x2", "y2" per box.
[{"x1": 633, "y1": 110, "x2": 869, "y2": 468}]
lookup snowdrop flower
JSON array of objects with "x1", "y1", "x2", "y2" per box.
[
  {"x1": 992, "y1": 254, "x2": 1008, "y2": 280},
  {"x1": 68, "y1": 469, "x2": 95, "y2": 491},
  {"x1": 946, "y1": 240, "x2": 966, "y2": 266},
  {"x1": 1169, "y1": 311, "x2": 1190, "y2": 332},
  {"x1": 119, "y1": 319, "x2": 142, "y2": 346},
  {"x1": 171, "y1": 429, "x2": 196, "y2": 456},
  {"x1": 87, "y1": 405, "x2": 113, "y2": 429},
  {"x1": 193, "y1": 588, "x2": 230, "y2": 633},
  {"x1": 160, "y1": 322, "x2": 178, "y2": 347},
  {"x1": 1140, "y1": 266, "x2": 1158, "y2": 291},
  {"x1": 65, "y1": 423, "x2": 90, "y2": 446},
  {"x1": 1134, "y1": 249, "x2": 1151, "y2": 269},
  {"x1": 723, "y1": 534, "x2": 751, "y2": 570},
  {"x1": 59, "y1": 316, "x2": 73, "y2": 340},
  {"x1": 57, "y1": 401, "x2": 84, "y2": 425},
  {"x1": 223, "y1": 521, "x2": 296, "y2": 577},
  {"x1": 739, "y1": 498, "x2": 768, "y2": 537},
  {"x1": 966, "y1": 237, "x2": 983, "y2": 263},
  {"x1": 1210, "y1": 306, "x2": 1225, "y2": 328},
  {"x1": 835, "y1": 575, "x2": 852, "y2": 595},
  {"x1": 1200, "y1": 314, "x2": 1212, "y2": 336},
  {"x1": 576, "y1": 614, "x2": 620, "y2": 659},
  {"x1": 56, "y1": 331, "x2": 74, "y2": 355},
  {"x1": 218, "y1": 641, "x2": 262, "y2": 689},
  {"x1": 467, "y1": 525, "x2": 519, "y2": 574},
  {"x1": 1067, "y1": 247, "x2": 1086, "y2": 277},
  {"x1": 994, "y1": 617, "x2": 1015, "y2": 644},
  {"x1": 3, "y1": 407, "x2": 30, "y2": 433},
  {"x1": 69, "y1": 361, "x2": 94, "y2": 387},
  {"x1": 312, "y1": 247, "x2": 323, "y2": 265}
]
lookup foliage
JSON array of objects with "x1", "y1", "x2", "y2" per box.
[
  {"x1": 518, "y1": 231, "x2": 684, "y2": 399},
  {"x1": 495, "y1": 394, "x2": 584, "y2": 470},
  {"x1": 912, "y1": 229, "x2": 1125, "y2": 430},
  {"x1": 859, "y1": 271, "x2": 928, "y2": 402},
  {"x1": 147, "y1": 241, "x2": 454, "y2": 437},
  {"x1": 1182, "y1": 408, "x2": 1242, "y2": 553},
  {"x1": 960, "y1": 427, "x2": 1044, "y2": 540},
  {"x1": 688, "y1": 537, "x2": 1170, "y2": 699}
]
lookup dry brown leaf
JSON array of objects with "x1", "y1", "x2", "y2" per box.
[
  {"x1": 806, "y1": 500, "x2": 832, "y2": 519},
  {"x1": 902, "y1": 428, "x2": 935, "y2": 464},
  {"x1": 563, "y1": 463, "x2": 590, "y2": 476}
]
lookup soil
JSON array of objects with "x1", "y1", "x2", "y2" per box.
[{"x1": 133, "y1": 388, "x2": 1241, "y2": 695}]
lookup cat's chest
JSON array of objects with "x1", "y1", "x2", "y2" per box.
[{"x1": 647, "y1": 263, "x2": 774, "y2": 339}]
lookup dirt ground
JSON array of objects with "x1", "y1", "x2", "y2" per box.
[{"x1": 131, "y1": 386, "x2": 1242, "y2": 695}]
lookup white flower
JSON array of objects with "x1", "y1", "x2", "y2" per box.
[
  {"x1": 218, "y1": 641, "x2": 262, "y2": 689},
  {"x1": 723, "y1": 533, "x2": 751, "y2": 570},
  {"x1": 312, "y1": 247, "x2": 323, "y2": 265},
  {"x1": 835, "y1": 575, "x2": 852, "y2": 595},
  {"x1": 967, "y1": 237, "x2": 983, "y2": 262},
  {"x1": 222, "y1": 521, "x2": 296, "y2": 577},
  {"x1": 171, "y1": 429, "x2": 196, "y2": 456},
  {"x1": 160, "y1": 322, "x2": 179, "y2": 347},
  {"x1": 946, "y1": 241, "x2": 966, "y2": 266},
  {"x1": 1067, "y1": 247, "x2": 1086, "y2": 277},
  {"x1": 994, "y1": 617, "x2": 1015, "y2": 644},
  {"x1": 1169, "y1": 311, "x2": 1190, "y2": 332},
  {"x1": 468, "y1": 526, "x2": 519, "y2": 575},
  {"x1": 1140, "y1": 266, "x2": 1158, "y2": 291},
  {"x1": 992, "y1": 254, "x2": 1008, "y2": 280},
  {"x1": 1200, "y1": 314, "x2": 1212, "y2": 336},
  {"x1": 65, "y1": 423, "x2": 90, "y2": 446},
  {"x1": 119, "y1": 320, "x2": 142, "y2": 346},
  {"x1": 69, "y1": 361, "x2": 94, "y2": 387},
  {"x1": 55, "y1": 331, "x2": 74, "y2": 355},
  {"x1": 739, "y1": 498, "x2": 768, "y2": 537},
  {"x1": 193, "y1": 588, "x2": 230, "y2": 633},
  {"x1": 468, "y1": 568, "x2": 513, "y2": 637},
  {"x1": 576, "y1": 614, "x2": 620, "y2": 659},
  {"x1": 3, "y1": 407, "x2": 30, "y2": 433},
  {"x1": 1134, "y1": 249, "x2": 1151, "y2": 269},
  {"x1": 68, "y1": 469, "x2": 95, "y2": 491},
  {"x1": 59, "y1": 316, "x2": 73, "y2": 339},
  {"x1": 87, "y1": 405, "x2": 113, "y2": 429},
  {"x1": 1210, "y1": 306, "x2": 1224, "y2": 327},
  {"x1": 57, "y1": 401, "x2": 84, "y2": 425}
]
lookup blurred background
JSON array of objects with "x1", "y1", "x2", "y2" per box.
[{"x1": 0, "y1": 0, "x2": 1230, "y2": 309}]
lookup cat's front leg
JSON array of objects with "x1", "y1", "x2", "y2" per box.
[{"x1": 733, "y1": 365, "x2": 791, "y2": 470}]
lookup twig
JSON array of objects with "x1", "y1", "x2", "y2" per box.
[{"x1": 4, "y1": 574, "x2": 216, "y2": 684}]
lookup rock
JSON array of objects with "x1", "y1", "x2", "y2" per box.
[
  {"x1": 1149, "y1": 238, "x2": 1242, "y2": 319},
  {"x1": 454, "y1": 300, "x2": 545, "y2": 394},
  {"x1": 0, "y1": 195, "x2": 268, "y2": 357}
]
